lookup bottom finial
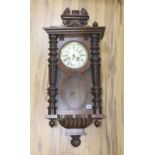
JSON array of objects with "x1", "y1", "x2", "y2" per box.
[
  {"x1": 71, "y1": 135, "x2": 81, "y2": 147},
  {"x1": 49, "y1": 120, "x2": 55, "y2": 128}
]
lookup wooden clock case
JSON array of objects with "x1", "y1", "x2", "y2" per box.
[{"x1": 44, "y1": 8, "x2": 105, "y2": 147}]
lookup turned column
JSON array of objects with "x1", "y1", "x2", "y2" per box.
[
  {"x1": 47, "y1": 34, "x2": 58, "y2": 115},
  {"x1": 90, "y1": 22, "x2": 102, "y2": 115}
]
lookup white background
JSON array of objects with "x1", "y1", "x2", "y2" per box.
[{"x1": 0, "y1": 0, "x2": 155, "y2": 154}]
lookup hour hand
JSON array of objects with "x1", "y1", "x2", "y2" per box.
[{"x1": 76, "y1": 57, "x2": 80, "y2": 62}]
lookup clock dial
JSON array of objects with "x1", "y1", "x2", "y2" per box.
[{"x1": 60, "y1": 41, "x2": 88, "y2": 69}]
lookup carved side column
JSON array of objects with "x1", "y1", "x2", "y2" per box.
[
  {"x1": 90, "y1": 22, "x2": 102, "y2": 115},
  {"x1": 47, "y1": 34, "x2": 58, "y2": 115}
]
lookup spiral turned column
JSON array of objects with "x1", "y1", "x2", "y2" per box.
[
  {"x1": 47, "y1": 34, "x2": 58, "y2": 116},
  {"x1": 90, "y1": 22, "x2": 102, "y2": 116}
]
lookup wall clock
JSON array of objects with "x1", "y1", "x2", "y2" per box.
[{"x1": 44, "y1": 8, "x2": 105, "y2": 147}]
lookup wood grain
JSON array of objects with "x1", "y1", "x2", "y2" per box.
[{"x1": 30, "y1": 0, "x2": 124, "y2": 155}]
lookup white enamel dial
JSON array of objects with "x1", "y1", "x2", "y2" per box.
[{"x1": 60, "y1": 41, "x2": 88, "y2": 69}]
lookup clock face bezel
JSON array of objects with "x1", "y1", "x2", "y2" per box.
[
  {"x1": 58, "y1": 40, "x2": 90, "y2": 73},
  {"x1": 60, "y1": 41, "x2": 88, "y2": 70}
]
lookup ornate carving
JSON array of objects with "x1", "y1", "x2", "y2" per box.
[
  {"x1": 90, "y1": 22, "x2": 102, "y2": 117},
  {"x1": 61, "y1": 8, "x2": 89, "y2": 26},
  {"x1": 58, "y1": 116, "x2": 93, "y2": 128},
  {"x1": 47, "y1": 34, "x2": 58, "y2": 116}
]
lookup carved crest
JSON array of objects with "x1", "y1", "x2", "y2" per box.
[{"x1": 61, "y1": 8, "x2": 89, "y2": 26}]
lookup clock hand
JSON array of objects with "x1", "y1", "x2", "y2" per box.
[
  {"x1": 76, "y1": 57, "x2": 80, "y2": 62},
  {"x1": 72, "y1": 54, "x2": 76, "y2": 61}
]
